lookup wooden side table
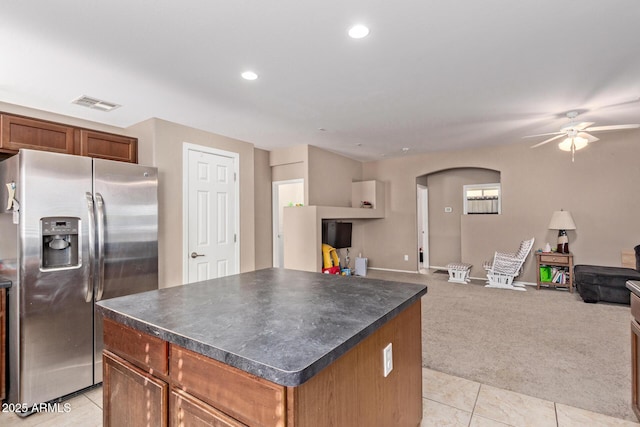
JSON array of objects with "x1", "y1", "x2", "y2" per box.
[{"x1": 536, "y1": 252, "x2": 574, "y2": 293}]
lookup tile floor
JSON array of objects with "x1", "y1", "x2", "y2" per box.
[
  {"x1": 421, "y1": 368, "x2": 640, "y2": 427},
  {"x1": 0, "y1": 385, "x2": 102, "y2": 426},
  {"x1": 1, "y1": 368, "x2": 638, "y2": 426}
]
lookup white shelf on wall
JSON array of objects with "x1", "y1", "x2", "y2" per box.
[
  {"x1": 351, "y1": 180, "x2": 385, "y2": 211},
  {"x1": 283, "y1": 180, "x2": 385, "y2": 272}
]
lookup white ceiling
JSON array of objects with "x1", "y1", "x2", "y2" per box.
[{"x1": 1, "y1": 1, "x2": 639, "y2": 161}]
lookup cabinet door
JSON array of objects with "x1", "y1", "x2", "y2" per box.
[
  {"x1": 79, "y1": 129, "x2": 137, "y2": 163},
  {"x1": 0, "y1": 289, "x2": 5, "y2": 401},
  {"x1": 171, "y1": 389, "x2": 248, "y2": 427},
  {"x1": 632, "y1": 319, "x2": 640, "y2": 421},
  {"x1": 103, "y1": 351, "x2": 168, "y2": 427},
  {"x1": 0, "y1": 114, "x2": 74, "y2": 154}
]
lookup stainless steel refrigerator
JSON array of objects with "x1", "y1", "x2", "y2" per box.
[{"x1": 0, "y1": 149, "x2": 158, "y2": 406}]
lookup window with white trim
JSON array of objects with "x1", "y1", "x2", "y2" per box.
[{"x1": 463, "y1": 183, "x2": 501, "y2": 214}]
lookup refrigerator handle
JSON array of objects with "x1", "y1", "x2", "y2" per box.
[
  {"x1": 95, "y1": 192, "x2": 106, "y2": 301},
  {"x1": 85, "y1": 192, "x2": 95, "y2": 303}
]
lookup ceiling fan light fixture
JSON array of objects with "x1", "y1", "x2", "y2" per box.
[{"x1": 558, "y1": 136, "x2": 588, "y2": 152}]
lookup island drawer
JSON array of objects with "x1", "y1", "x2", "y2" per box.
[
  {"x1": 103, "y1": 318, "x2": 168, "y2": 375},
  {"x1": 170, "y1": 345, "x2": 285, "y2": 427}
]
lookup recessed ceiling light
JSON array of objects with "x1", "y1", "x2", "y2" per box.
[
  {"x1": 241, "y1": 71, "x2": 258, "y2": 81},
  {"x1": 348, "y1": 24, "x2": 370, "y2": 39}
]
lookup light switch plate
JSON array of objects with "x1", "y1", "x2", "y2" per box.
[{"x1": 383, "y1": 343, "x2": 393, "y2": 377}]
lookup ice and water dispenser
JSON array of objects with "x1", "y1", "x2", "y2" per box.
[{"x1": 41, "y1": 217, "x2": 80, "y2": 269}]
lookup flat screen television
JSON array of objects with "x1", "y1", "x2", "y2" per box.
[{"x1": 322, "y1": 221, "x2": 352, "y2": 249}]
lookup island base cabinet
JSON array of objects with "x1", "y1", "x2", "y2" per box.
[
  {"x1": 102, "y1": 300, "x2": 423, "y2": 426},
  {"x1": 103, "y1": 351, "x2": 168, "y2": 427},
  {"x1": 287, "y1": 300, "x2": 423, "y2": 427}
]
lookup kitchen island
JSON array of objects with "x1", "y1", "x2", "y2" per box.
[{"x1": 96, "y1": 268, "x2": 428, "y2": 427}]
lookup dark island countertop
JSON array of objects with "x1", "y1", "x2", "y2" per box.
[
  {"x1": 0, "y1": 277, "x2": 11, "y2": 289},
  {"x1": 627, "y1": 280, "x2": 640, "y2": 297},
  {"x1": 96, "y1": 268, "x2": 427, "y2": 387}
]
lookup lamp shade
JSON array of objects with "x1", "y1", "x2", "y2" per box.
[{"x1": 548, "y1": 210, "x2": 576, "y2": 230}]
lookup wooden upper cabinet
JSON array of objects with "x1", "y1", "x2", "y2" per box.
[
  {"x1": 79, "y1": 129, "x2": 138, "y2": 163},
  {"x1": 0, "y1": 113, "x2": 138, "y2": 163},
  {"x1": 0, "y1": 114, "x2": 74, "y2": 154}
]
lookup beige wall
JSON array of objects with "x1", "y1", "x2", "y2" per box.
[
  {"x1": 254, "y1": 148, "x2": 272, "y2": 270},
  {"x1": 269, "y1": 145, "x2": 363, "y2": 208},
  {"x1": 307, "y1": 145, "x2": 363, "y2": 207},
  {"x1": 426, "y1": 168, "x2": 500, "y2": 267},
  {"x1": 270, "y1": 145, "x2": 308, "y2": 204},
  {"x1": 129, "y1": 118, "x2": 256, "y2": 288},
  {"x1": 363, "y1": 129, "x2": 640, "y2": 282}
]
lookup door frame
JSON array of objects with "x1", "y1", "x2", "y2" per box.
[
  {"x1": 417, "y1": 185, "x2": 429, "y2": 271},
  {"x1": 182, "y1": 142, "x2": 240, "y2": 284},
  {"x1": 272, "y1": 179, "x2": 304, "y2": 268}
]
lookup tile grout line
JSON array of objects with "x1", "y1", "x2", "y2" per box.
[{"x1": 468, "y1": 383, "x2": 482, "y2": 427}]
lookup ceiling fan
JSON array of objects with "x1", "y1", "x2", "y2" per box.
[{"x1": 524, "y1": 111, "x2": 640, "y2": 161}]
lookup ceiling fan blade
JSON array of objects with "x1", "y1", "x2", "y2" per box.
[
  {"x1": 530, "y1": 134, "x2": 565, "y2": 148},
  {"x1": 584, "y1": 124, "x2": 640, "y2": 132},
  {"x1": 573, "y1": 122, "x2": 595, "y2": 131},
  {"x1": 577, "y1": 132, "x2": 599, "y2": 143},
  {"x1": 522, "y1": 131, "x2": 564, "y2": 139}
]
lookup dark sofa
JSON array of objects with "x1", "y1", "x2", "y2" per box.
[{"x1": 574, "y1": 245, "x2": 640, "y2": 304}]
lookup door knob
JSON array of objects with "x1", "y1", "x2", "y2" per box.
[{"x1": 191, "y1": 252, "x2": 205, "y2": 258}]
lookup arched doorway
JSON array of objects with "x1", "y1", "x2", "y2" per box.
[{"x1": 416, "y1": 167, "x2": 500, "y2": 273}]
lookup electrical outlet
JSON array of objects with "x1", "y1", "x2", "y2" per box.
[
  {"x1": 404, "y1": 254, "x2": 409, "y2": 261},
  {"x1": 444, "y1": 207, "x2": 452, "y2": 213},
  {"x1": 383, "y1": 343, "x2": 393, "y2": 377}
]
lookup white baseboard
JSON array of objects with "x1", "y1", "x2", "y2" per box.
[{"x1": 368, "y1": 267, "x2": 420, "y2": 274}]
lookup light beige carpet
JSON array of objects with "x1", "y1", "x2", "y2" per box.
[{"x1": 366, "y1": 269, "x2": 634, "y2": 422}]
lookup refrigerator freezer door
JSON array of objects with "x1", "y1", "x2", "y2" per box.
[
  {"x1": 92, "y1": 158, "x2": 158, "y2": 382},
  {"x1": 16, "y1": 150, "x2": 94, "y2": 405}
]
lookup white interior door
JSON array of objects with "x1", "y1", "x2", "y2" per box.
[
  {"x1": 185, "y1": 144, "x2": 238, "y2": 283},
  {"x1": 272, "y1": 179, "x2": 304, "y2": 268}
]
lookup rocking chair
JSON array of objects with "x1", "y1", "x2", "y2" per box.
[{"x1": 483, "y1": 237, "x2": 535, "y2": 291}]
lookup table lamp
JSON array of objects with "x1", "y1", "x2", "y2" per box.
[{"x1": 548, "y1": 210, "x2": 576, "y2": 254}]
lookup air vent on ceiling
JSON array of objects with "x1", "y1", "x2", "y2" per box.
[{"x1": 71, "y1": 95, "x2": 121, "y2": 112}]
